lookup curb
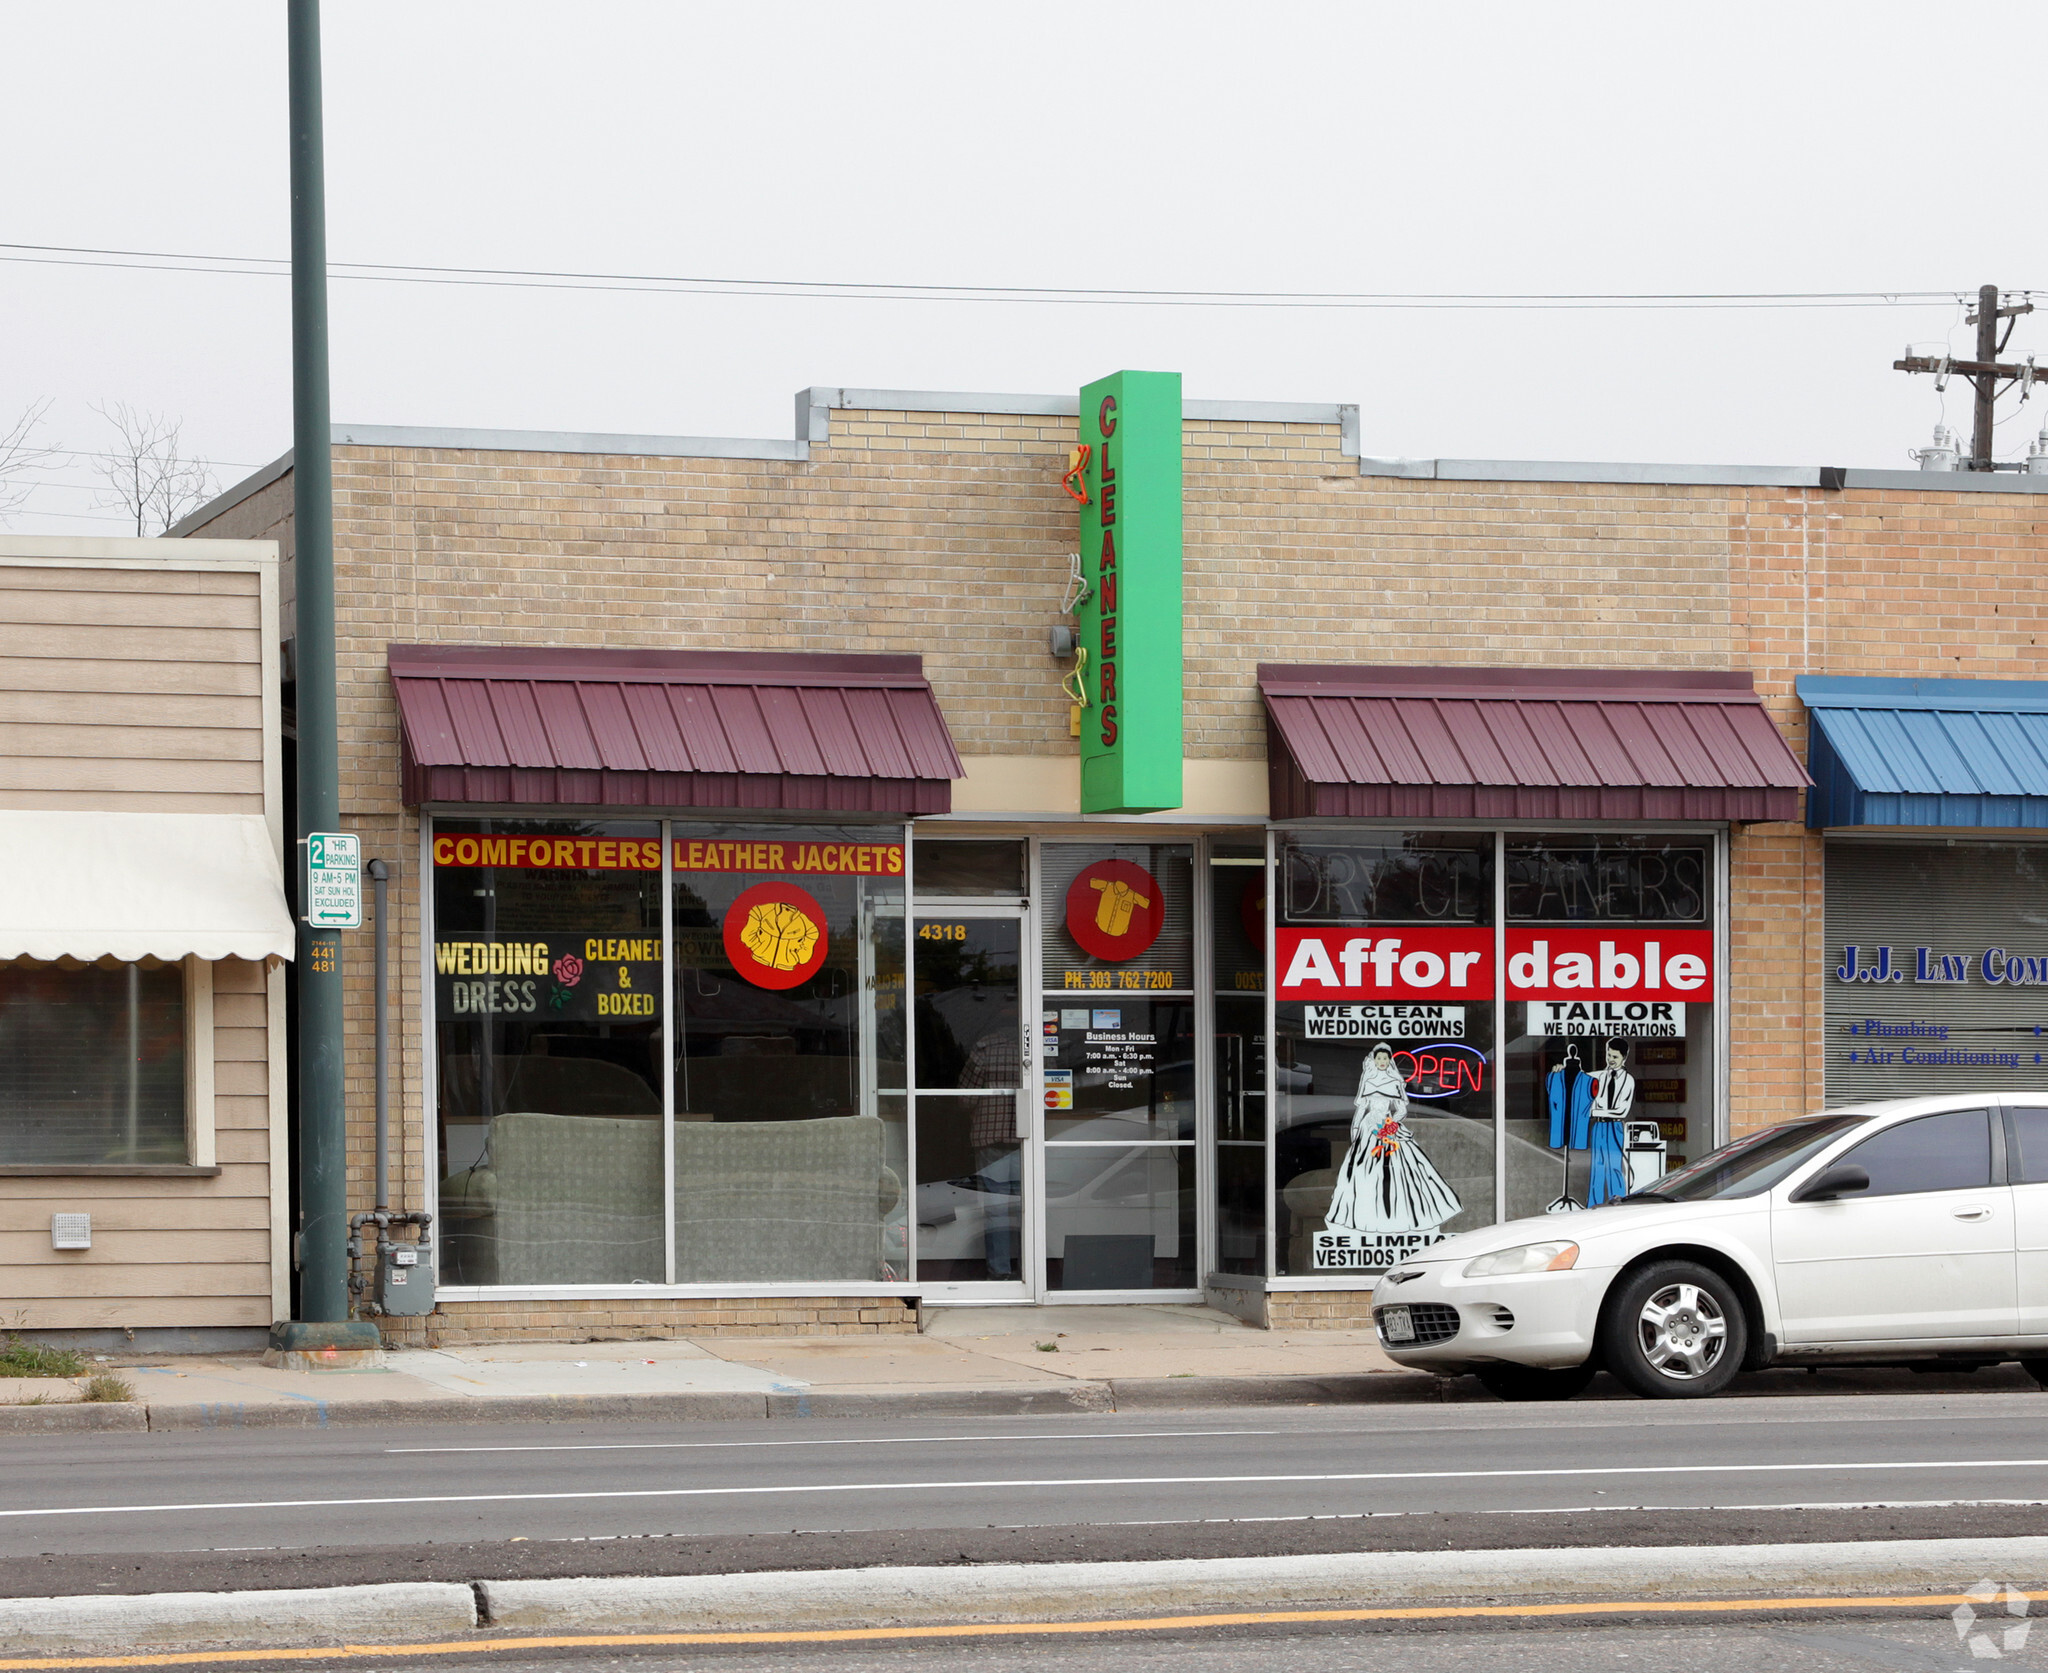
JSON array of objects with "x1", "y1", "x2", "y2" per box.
[
  {"x1": 762, "y1": 1384, "x2": 1115, "y2": 1419},
  {"x1": 0, "y1": 1374, "x2": 1453, "y2": 1432},
  {"x1": 477, "y1": 1538, "x2": 2048, "y2": 1632},
  {"x1": 142, "y1": 1390, "x2": 771, "y2": 1430},
  {"x1": 10, "y1": 1366, "x2": 2033, "y2": 1431},
  {"x1": 6, "y1": 1539, "x2": 2044, "y2": 1653},
  {"x1": 0, "y1": 1404, "x2": 147, "y2": 1434},
  {"x1": 0, "y1": 1580, "x2": 476, "y2": 1654},
  {"x1": 1108, "y1": 1373, "x2": 1442, "y2": 1407}
]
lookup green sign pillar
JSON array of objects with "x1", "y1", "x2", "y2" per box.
[{"x1": 1076, "y1": 370, "x2": 1183, "y2": 814}]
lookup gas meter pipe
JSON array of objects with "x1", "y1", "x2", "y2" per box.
[{"x1": 368, "y1": 858, "x2": 390, "y2": 1214}]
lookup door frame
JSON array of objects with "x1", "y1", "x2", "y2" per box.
[
  {"x1": 1028, "y1": 835, "x2": 1207, "y2": 1304},
  {"x1": 907, "y1": 898, "x2": 1036, "y2": 1303}
]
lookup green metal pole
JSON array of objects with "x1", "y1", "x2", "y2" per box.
[{"x1": 288, "y1": 0, "x2": 348, "y2": 1326}]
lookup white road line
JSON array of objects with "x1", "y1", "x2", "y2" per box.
[
  {"x1": 6, "y1": 1458, "x2": 2048, "y2": 1521},
  {"x1": 386, "y1": 1428, "x2": 1292, "y2": 1455},
  {"x1": 1074, "y1": 1498, "x2": 2048, "y2": 1528}
]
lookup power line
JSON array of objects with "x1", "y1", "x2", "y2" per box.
[{"x1": 0, "y1": 240, "x2": 1983, "y2": 311}]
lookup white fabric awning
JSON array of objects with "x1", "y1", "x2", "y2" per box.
[{"x1": 0, "y1": 811, "x2": 296, "y2": 963}]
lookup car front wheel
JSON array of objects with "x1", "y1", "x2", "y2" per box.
[{"x1": 1599, "y1": 1260, "x2": 1748, "y2": 1399}]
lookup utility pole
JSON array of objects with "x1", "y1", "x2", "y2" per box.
[
  {"x1": 279, "y1": 0, "x2": 370, "y2": 1358},
  {"x1": 1894, "y1": 283, "x2": 2037, "y2": 469}
]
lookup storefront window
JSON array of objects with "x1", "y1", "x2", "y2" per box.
[
  {"x1": 1273, "y1": 834, "x2": 1497, "y2": 1276},
  {"x1": 433, "y1": 821, "x2": 664, "y2": 1285},
  {"x1": 671, "y1": 828, "x2": 907, "y2": 1282},
  {"x1": 433, "y1": 820, "x2": 911, "y2": 1288},
  {"x1": 0, "y1": 960, "x2": 185, "y2": 1164},
  {"x1": 914, "y1": 840, "x2": 1025, "y2": 898},
  {"x1": 1502, "y1": 836, "x2": 1713, "y2": 1218},
  {"x1": 1210, "y1": 845, "x2": 1267, "y2": 1276},
  {"x1": 1825, "y1": 840, "x2": 2048, "y2": 1104},
  {"x1": 1040, "y1": 842, "x2": 1197, "y2": 1289}
]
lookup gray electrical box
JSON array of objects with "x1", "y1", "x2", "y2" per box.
[{"x1": 377, "y1": 1240, "x2": 436, "y2": 1316}]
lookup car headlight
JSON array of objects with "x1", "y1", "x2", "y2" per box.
[{"x1": 1462, "y1": 1240, "x2": 1579, "y2": 1278}]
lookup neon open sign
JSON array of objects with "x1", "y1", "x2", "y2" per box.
[{"x1": 1394, "y1": 1041, "x2": 1488, "y2": 1100}]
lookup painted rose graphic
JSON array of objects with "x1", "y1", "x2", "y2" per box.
[{"x1": 547, "y1": 952, "x2": 584, "y2": 1011}]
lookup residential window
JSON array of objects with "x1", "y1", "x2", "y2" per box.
[{"x1": 0, "y1": 960, "x2": 188, "y2": 1164}]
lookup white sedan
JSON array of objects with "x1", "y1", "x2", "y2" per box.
[{"x1": 1372, "y1": 1093, "x2": 2048, "y2": 1399}]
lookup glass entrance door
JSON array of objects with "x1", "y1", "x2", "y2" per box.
[
  {"x1": 911, "y1": 910, "x2": 1028, "y2": 1288},
  {"x1": 1038, "y1": 842, "x2": 1199, "y2": 1294}
]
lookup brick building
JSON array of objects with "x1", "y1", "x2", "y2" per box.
[{"x1": 176, "y1": 384, "x2": 2048, "y2": 1339}]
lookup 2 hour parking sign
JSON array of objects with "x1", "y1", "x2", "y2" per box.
[{"x1": 304, "y1": 832, "x2": 362, "y2": 929}]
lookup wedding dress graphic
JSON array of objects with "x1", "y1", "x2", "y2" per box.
[{"x1": 1324, "y1": 1043, "x2": 1462, "y2": 1236}]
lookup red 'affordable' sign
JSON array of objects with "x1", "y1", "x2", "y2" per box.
[
  {"x1": 1505, "y1": 929, "x2": 1713, "y2": 1001},
  {"x1": 1276, "y1": 927, "x2": 1493, "y2": 1000},
  {"x1": 1276, "y1": 926, "x2": 1714, "y2": 1002}
]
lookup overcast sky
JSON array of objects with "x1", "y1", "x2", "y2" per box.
[{"x1": 5, "y1": 1, "x2": 2047, "y2": 535}]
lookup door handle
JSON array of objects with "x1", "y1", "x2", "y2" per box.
[{"x1": 1953, "y1": 1206, "x2": 1993, "y2": 1221}]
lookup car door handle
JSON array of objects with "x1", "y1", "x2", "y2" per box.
[{"x1": 1953, "y1": 1206, "x2": 1994, "y2": 1221}]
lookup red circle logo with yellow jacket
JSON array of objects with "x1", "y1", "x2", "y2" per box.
[
  {"x1": 1064, "y1": 859, "x2": 1164, "y2": 963},
  {"x1": 723, "y1": 882, "x2": 830, "y2": 990}
]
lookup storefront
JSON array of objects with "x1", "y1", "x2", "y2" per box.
[
  {"x1": 395, "y1": 644, "x2": 1804, "y2": 1313},
  {"x1": 170, "y1": 376, "x2": 2048, "y2": 1336},
  {"x1": 1805, "y1": 676, "x2": 2048, "y2": 1106}
]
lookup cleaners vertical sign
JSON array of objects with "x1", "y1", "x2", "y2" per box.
[{"x1": 1077, "y1": 370, "x2": 1183, "y2": 814}]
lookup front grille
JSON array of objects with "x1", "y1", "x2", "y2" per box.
[{"x1": 1377, "y1": 1302, "x2": 1460, "y2": 1346}]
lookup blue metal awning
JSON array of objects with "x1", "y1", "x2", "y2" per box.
[{"x1": 1800, "y1": 675, "x2": 2048, "y2": 829}]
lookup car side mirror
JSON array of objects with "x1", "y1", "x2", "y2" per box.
[{"x1": 1790, "y1": 1162, "x2": 1871, "y2": 1203}]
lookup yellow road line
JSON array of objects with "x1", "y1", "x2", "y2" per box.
[{"x1": 0, "y1": 1590, "x2": 2034, "y2": 1670}]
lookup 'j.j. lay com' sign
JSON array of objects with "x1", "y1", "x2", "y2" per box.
[{"x1": 1275, "y1": 927, "x2": 1714, "y2": 1002}]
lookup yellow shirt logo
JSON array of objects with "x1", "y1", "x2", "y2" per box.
[{"x1": 1090, "y1": 875, "x2": 1151, "y2": 939}]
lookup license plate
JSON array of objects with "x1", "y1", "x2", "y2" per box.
[{"x1": 1380, "y1": 1306, "x2": 1415, "y2": 1343}]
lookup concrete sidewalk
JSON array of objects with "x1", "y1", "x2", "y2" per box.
[
  {"x1": 0, "y1": 1304, "x2": 1413, "y2": 1429},
  {"x1": 0, "y1": 1303, "x2": 2038, "y2": 1430}
]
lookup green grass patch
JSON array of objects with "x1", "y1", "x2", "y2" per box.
[
  {"x1": 80, "y1": 1374, "x2": 133, "y2": 1404},
  {"x1": 0, "y1": 1335, "x2": 87, "y2": 1378}
]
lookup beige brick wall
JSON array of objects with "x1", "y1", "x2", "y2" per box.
[
  {"x1": 179, "y1": 404, "x2": 2048, "y2": 1322},
  {"x1": 375, "y1": 1294, "x2": 917, "y2": 1346}
]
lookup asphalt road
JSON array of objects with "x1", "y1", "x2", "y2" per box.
[{"x1": 4, "y1": 1392, "x2": 2048, "y2": 1583}]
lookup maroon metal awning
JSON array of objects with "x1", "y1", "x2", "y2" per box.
[
  {"x1": 389, "y1": 645, "x2": 964, "y2": 814},
  {"x1": 1260, "y1": 664, "x2": 1808, "y2": 823}
]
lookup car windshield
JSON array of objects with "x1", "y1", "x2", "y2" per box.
[{"x1": 1632, "y1": 1113, "x2": 1869, "y2": 1202}]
